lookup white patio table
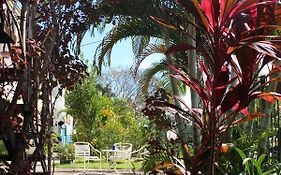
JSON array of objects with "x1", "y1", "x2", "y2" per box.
[{"x1": 102, "y1": 149, "x2": 120, "y2": 172}]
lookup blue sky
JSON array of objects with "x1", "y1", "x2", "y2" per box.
[{"x1": 80, "y1": 26, "x2": 162, "y2": 70}]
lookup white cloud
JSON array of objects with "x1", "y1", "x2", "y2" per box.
[{"x1": 139, "y1": 61, "x2": 153, "y2": 70}]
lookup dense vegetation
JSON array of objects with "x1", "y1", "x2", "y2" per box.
[
  {"x1": 1, "y1": 1, "x2": 281, "y2": 174},
  {"x1": 65, "y1": 70, "x2": 151, "y2": 149}
]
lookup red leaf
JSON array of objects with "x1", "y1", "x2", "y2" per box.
[
  {"x1": 233, "y1": 104, "x2": 249, "y2": 115},
  {"x1": 259, "y1": 93, "x2": 276, "y2": 103},
  {"x1": 232, "y1": 112, "x2": 266, "y2": 125},
  {"x1": 229, "y1": 0, "x2": 269, "y2": 19},
  {"x1": 256, "y1": 92, "x2": 281, "y2": 103},
  {"x1": 168, "y1": 65, "x2": 208, "y2": 105},
  {"x1": 219, "y1": 143, "x2": 234, "y2": 154},
  {"x1": 248, "y1": 41, "x2": 281, "y2": 60},
  {"x1": 221, "y1": 87, "x2": 239, "y2": 114},
  {"x1": 215, "y1": 65, "x2": 229, "y2": 106},
  {"x1": 220, "y1": 0, "x2": 238, "y2": 22},
  {"x1": 200, "y1": 0, "x2": 214, "y2": 29},
  {"x1": 198, "y1": 58, "x2": 212, "y2": 92},
  {"x1": 221, "y1": 84, "x2": 249, "y2": 114}
]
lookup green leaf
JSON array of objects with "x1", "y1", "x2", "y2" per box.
[
  {"x1": 243, "y1": 158, "x2": 251, "y2": 165},
  {"x1": 254, "y1": 154, "x2": 266, "y2": 175},
  {"x1": 235, "y1": 147, "x2": 246, "y2": 160},
  {"x1": 257, "y1": 154, "x2": 266, "y2": 167},
  {"x1": 235, "y1": 148, "x2": 252, "y2": 175}
]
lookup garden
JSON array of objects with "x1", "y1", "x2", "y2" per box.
[{"x1": 1, "y1": 0, "x2": 281, "y2": 175}]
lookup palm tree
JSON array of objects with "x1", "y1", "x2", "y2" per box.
[{"x1": 90, "y1": 0, "x2": 199, "y2": 168}]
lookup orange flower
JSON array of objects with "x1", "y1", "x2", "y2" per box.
[{"x1": 219, "y1": 143, "x2": 233, "y2": 154}]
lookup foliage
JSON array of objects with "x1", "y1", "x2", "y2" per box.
[
  {"x1": 0, "y1": 1, "x2": 94, "y2": 173},
  {"x1": 215, "y1": 124, "x2": 280, "y2": 175},
  {"x1": 0, "y1": 141, "x2": 7, "y2": 155},
  {"x1": 57, "y1": 144, "x2": 75, "y2": 164},
  {"x1": 142, "y1": 135, "x2": 185, "y2": 174},
  {"x1": 235, "y1": 147, "x2": 280, "y2": 175},
  {"x1": 141, "y1": 0, "x2": 281, "y2": 174},
  {"x1": 66, "y1": 74, "x2": 151, "y2": 149},
  {"x1": 142, "y1": 88, "x2": 194, "y2": 173},
  {"x1": 65, "y1": 75, "x2": 113, "y2": 142}
]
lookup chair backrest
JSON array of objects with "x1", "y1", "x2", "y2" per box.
[
  {"x1": 74, "y1": 142, "x2": 91, "y2": 157},
  {"x1": 113, "y1": 143, "x2": 132, "y2": 159}
]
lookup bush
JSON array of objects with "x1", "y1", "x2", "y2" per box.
[{"x1": 57, "y1": 143, "x2": 75, "y2": 164}]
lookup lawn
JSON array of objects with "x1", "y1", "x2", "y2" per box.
[{"x1": 55, "y1": 159, "x2": 144, "y2": 170}]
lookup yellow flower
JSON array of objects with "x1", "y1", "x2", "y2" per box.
[{"x1": 101, "y1": 108, "x2": 114, "y2": 117}]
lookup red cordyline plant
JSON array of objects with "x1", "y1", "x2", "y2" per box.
[{"x1": 146, "y1": 0, "x2": 281, "y2": 174}]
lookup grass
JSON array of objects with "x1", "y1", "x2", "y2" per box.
[{"x1": 55, "y1": 159, "x2": 144, "y2": 170}]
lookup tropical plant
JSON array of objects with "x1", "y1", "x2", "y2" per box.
[
  {"x1": 143, "y1": 0, "x2": 281, "y2": 174},
  {"x1": 215, "y1": 126, "x2": 278, "y2": 174},
  {"x1": 235, "y1": 147, "x2": 280, "y2": 175}
]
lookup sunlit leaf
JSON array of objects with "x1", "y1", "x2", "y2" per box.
[
  {"x1": 243, "y1": 158, "x2": 251, "y2": 165},
  {"x1": 220, "y1": 0, "x2": 237, "y2": 21},
  {"x1": 256, "y1": 92, "x2": 281, "y2": 103},
  {"x1": 232, "y1": 112, "x2": 266, "y2": 125},
  {"x1": 247, "y1": 41, "x2": 281, "y2": 60},
  {"x1": 151, "y1": 162, "x2": 187, "y2": 175},
  {"x1": 150, "y1": 16, "x2": 177, "y2": 30},
  {"x1": 233, "y1": 104, "x2": 249, "y2": 115}
]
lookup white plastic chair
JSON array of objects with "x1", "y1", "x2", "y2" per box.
[
  {"x1": 109, "y1": 143, "x2": 133, "y2": 171},
  {"x1": 74, "y1": 142, "x2": 101, "y2": 172}
]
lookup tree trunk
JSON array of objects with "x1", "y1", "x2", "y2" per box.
[
  {"x1": 258, "y1": 76, "x2": 278, "y2": 154},
  {"x1": 187, "y1": 14, "x2": 201, "y2": 152},
  {"x1": 245, "y1": 100, "x2": 256, "y2": 138},
  {"x1": 162, "y1": 28, "x2": 191, "y2": 168}
]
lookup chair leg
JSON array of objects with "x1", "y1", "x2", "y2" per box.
[
  {"x1": 87, "y1": 159, "x2": 89, "y2": 172},
  {"x1": 128, "y1": 159, "x2": 131, "y2": 172},
  {"x1": 73, "y1": 158, "x2": 76, "y2": 172},
  {"x1": 114, "y1": 159, "x2": 117, "y2": 172},
  {"x1": 83, "y1": 158, "x2": 86, "y2": 173}
]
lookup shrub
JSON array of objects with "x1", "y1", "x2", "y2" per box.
[{"x1": 57, "y1": 143, "x2": 75, "y2": 164}]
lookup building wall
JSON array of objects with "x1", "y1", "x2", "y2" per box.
[{"x1": 52, "y1": 87, "x2": 74, "y2": 144}]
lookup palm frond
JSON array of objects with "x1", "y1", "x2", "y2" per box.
[
  {"x1": 94, "y1": 18, "x2": 164, "y2": 73},
  {"x1": 131, "y1": 43, "x2": 166, "y2": 76},
  {"x1": 131, "y1": 36, "x2": 150, "y2": 58},
  {"x1": 142, "y1": 152, "x2": 170, "y2": 174},
  {"x1": 138, "y1": 61, "x2": 167, "y2": 97}
]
